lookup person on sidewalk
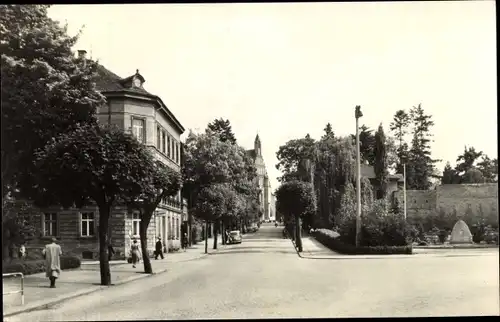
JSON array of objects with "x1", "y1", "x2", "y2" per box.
[
  {"x1": 108, "y1": 239, "x2": 115, "y2": 262},
  {"x1": 18, "y1": 243, "x2": 26, "y2": 259},
  {"x1": 42, "y1": 237, "x2": 62, "y2": 288},
  {"x1": 155, "y1": 237, "x2": 164, "y2": 260},
  {"x1": 182, "y1": 233, "x2": 188, "y2": 251},
  {"x1": 130, "y1": 238, "x2": 141, "y2": 268}
]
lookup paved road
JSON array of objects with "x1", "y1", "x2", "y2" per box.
[{"x1": 6, "y1": 224, "x2": 499, "y2": 320}]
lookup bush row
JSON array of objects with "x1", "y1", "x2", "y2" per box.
[
  {"x1": 313, "y1": 229, "x2": 412, "y2": 255},
  {"x1": 2, "y1": 256, "x2": 81, "y2": 276}
]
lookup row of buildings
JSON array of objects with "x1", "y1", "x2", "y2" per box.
[{"x1": 22, "y1": 50, "x2": 275, "y2": 259}]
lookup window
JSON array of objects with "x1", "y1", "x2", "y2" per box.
[
  {"x1": 167, "y1": 136, "x2": 171, "y2": 157},
  {"x1": 174, "y1": 142, "x2": 177, "y2": 163},
  {"x1": 43, "y1": 213, "x2": 58, "y2": 237},
  {"x1": 132, "y1": 213, "x2": 140, "y2": 236},
  {"x1": 162, "y1": 131, "x2": 166, "y2": 153},
  {"x1": 157, "y1": 126, "x2": 161, "y2": 149},
  {"x1": 80, "y1": 212, "x2": 95, "y2": 237},
  {"x1": 132, "y1": 118, "x2": 145, "y2": 143}
]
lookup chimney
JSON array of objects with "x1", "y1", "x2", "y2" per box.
[{"x1": 78, "y1": 50, "x2": 87, "y2": 68}]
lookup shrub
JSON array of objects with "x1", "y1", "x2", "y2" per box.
[
  {"x1": 2, "y1": 256, "x2": 81, "y2": 276},
  {"x1": 313, "y1": 229, "x2": 412, "y2": 255}
]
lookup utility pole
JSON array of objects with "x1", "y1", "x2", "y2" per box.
[
  {"x1": 403, "y1": 163, "x2": 407, "y2": 220},
  {"x1": 355, "y1": 105, "x2": 363, "y2": 248}
]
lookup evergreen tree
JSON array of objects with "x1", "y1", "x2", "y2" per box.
[
  {"x1": 441, "y1": 162, "x2": 459, "y2": 184},
  {"x1": 206, "y1": 118, "x2": 237, "y2": 145},
  {"x1": 389, "y1": 110, "x2": 411, "y2": 174},
  {"x1": 374, "y1": 124, "x2": 388, "y2": 199},
  {"x1": 406, "y1": 104, "x2": 439, "y2": 190}
]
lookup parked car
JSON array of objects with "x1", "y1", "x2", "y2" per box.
[{"x1": 228, "y1": 230, "x2": 242, "y2": 244}]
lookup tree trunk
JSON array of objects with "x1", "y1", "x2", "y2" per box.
[
  {"x1": 221, "y1": 220, "x2": 225, "y2": 245},
  {"x1": 213, "y1": 219, "x2": 218, "y2": 250},
  {"x1": 98, "y1": 205, "x2": 112, "y2": 286},
  {"x1": 140, "y1": 212, "x2": 153, "y2": 274},
  {"x1": 204, "y1": 220, "x2": 208, "y2": 254},
  {"x1": 295, "y1": 214, "x2": 303, "y2": 252}
]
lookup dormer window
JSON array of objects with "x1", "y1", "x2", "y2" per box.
[
  {"x1": 133, "y1": 77, "x2": 142, "y2": 88},
  {"x1": 121, "y1": 69, "x2": 145, "y2": 89}
]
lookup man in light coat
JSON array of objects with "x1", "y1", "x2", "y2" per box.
[{"x1": 42, "y1": 237, "x2": 62, "y2": 288}]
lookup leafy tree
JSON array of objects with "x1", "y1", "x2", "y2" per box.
[
  {"x1": 275, "y1": 180, "x2": 316, "y2": 252},
  {"x1": 389, "y1": 110, "x2": 411, "y2": 174},
  {"x1": 322, "y1": 123, "x2": 335, "y2": 140},
  {"x1": 350, "y1": 125, "x2": 376, "y2": 165},
  {"x1": 441, "y1": 162, "x2": 460, "y2": 184},
  {"x1": 206, "y1": 118, "x2": 237, "y2": 145},
  {"x1": 477, "y1": 155, "x2": 498, "y2": 183},
  {"x1": 1, "y1": 5, "x2": 105, "y2": 198},
  {"x1": 455, "y1": 146, "x2": 483, "y2": 176},
  {"x1": 374, "y1": 124, "x2": 388, "y2": 199},
  {"x1": 182, "y1": 130, "x2": 248, "y2": 251},
  {"x1": 461, "y1": 169, "x2": 484, "y2": 184},
  {"x1": 385, "y1": 136, "x2": 399, "y2": 173},
  {"x1": 124, "y1": 162, "x2": 181, "y2": 274},
  {"x1": 31, "y1": 124, "x2": 153, "y2": 285},
  {"x1": 2, "y1": 199, "x2": 38, "y2": 261},
  {"x1": 275, "y1": 134, "x2": 316, "y2": 182},
  {"x1": 406, "y1": 104, "x2": 439, "y2": 190}
]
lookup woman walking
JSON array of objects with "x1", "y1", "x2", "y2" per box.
[{"x1": 130, "y1": 239, "x2": 141, "y2": 268}]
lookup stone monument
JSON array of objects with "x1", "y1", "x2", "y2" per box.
[{"x1": 450, "y1": 219, "x2": 474, "y2": 244}]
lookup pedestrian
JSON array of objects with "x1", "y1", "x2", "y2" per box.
[
  {"x1": 154, "y1": 237, "x2": 164, "y2": 260},
  {"x1": 108, "y1": 239, "x2": 115, "y2": 262},
  {"x1": 182, "y1": 233, "x2": 188, "y2": 251},
  {"x1": 130, "y1": 238, "x2": 141, "y2": 268},
  {"x1": 41, "y1": 237, "x2": 62, "y2": 288},
  {"x1": 18, "y1": 243, "x2": 26, "y2": 260}
]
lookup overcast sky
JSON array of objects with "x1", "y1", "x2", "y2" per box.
[{"x1": 48, "y1": 2, "x2": 497, "y2": 191}]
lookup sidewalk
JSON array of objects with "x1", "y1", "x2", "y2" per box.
[
  {"x1": 3, "y1": 237, "x2": 220, "y2": 317},
  {"x1": 292, "y1": 235, "x2": 499, "y2": 260}
]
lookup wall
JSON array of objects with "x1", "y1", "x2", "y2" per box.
[{"x1": 394, "y1": 184, "x2": 498, "y2": 225}]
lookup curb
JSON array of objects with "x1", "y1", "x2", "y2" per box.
[{"x1": 3, "y1": 252, "x2": 210, "y2": 318}]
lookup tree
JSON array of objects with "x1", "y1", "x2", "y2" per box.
[
  {"x1": 350, "y1": 125, "x2": 376, "y2": 165},
  {"x1": 389, "y1": 110, "x2": 411, "y2": 174},
  {"x1": 31, "y1": 124, "x2": 153, "y2": 285},
  {"x1": 322, "y1": 123, "x2": 335, "y2": 140},
  {"x1": 441, "y1": 162, "x2": 460, "y2": 184},
  {"x1": 374, "y1": 124, "x2": 388, "y2": 199},
  {"x1": 206, "y1": 118, "x2": 237, "y2": 145},
  {"x1": 2, "y1": 199, "x2": 38, "y2": 261},
  {"x1": 455, "y1": 146, "x2": 483, "y2": 176},
  {"x1": 406, "y1": 104, "x2": 439, "y2": 190},
  {"x1": 124, "y1": 162, "x2": 181, "y2": 274},
  {"x1": 1, "y1": 5, "x2": 105, "y2": 199},
  {"x1": 461, "y1": 169, "x2": 485, "y2": 184},
  {"x1": 182, "y1": 130, "x2": 248, "y2": 251},
  {"x1": 275, "y1": 180, "x2": 316, "y2": 252},
  {"x1": 477, "y1": 155, "x2": 498, "y2": 183},
  {"x1": 275, "y1": 134, "x2": 316, "y2": 182}
]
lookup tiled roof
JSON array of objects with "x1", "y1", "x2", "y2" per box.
[
  {"x1": 361, "y1": 164, "x2": 404, "y2": 182},
  {"x1": 94, "y1": 64, "x2": 153, "y2": 96}
]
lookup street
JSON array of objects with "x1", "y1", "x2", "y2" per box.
[{"x1": 6, "y1": 224, "x2": 499, "y2": 320}]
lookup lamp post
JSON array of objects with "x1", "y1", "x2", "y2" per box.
[
  {"x1": 355, "y1": 105, "x2": 363, "y2": 247},
  {"x1": 403, "y1": 163, "x2": 407, "y2": 220}
]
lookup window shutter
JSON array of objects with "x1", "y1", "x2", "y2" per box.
[{"x1": 77, "y1": 212, "x2": 82, "y2": 237}]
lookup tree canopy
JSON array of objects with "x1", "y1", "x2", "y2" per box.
[{"x1": 1, "y1": 5, "x2": 105, "y2": 199}]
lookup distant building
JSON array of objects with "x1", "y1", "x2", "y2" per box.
[
  {"x1": 360, "y1": 164, "x2": 404, "y2": 195},
  {"x1": 246, "y1": 134, "x2": 274, "y2": 221},
  {"x1": 25, "y1": 51, "x2": 186, "y2": 259}
]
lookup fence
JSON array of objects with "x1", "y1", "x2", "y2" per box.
[{"x1": 3, "y1": 272, "x2": 24, "y2": 305}]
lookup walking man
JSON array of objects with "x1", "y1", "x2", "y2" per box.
[
  {"x1": 108, "y1": 239, "x2": 115, "y2": 262},
  {"x1": 154, "y1": 237, "x2": 164, "y2": 260},
  {"x1": 42, "y1": 237, "x2": 62, "y2": 288}
]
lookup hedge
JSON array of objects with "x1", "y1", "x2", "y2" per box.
[
  {"x1": 2, "y1": 256, "x2": 81, "y2": 276},
  {"x1": 313, "y1": 230, "x2": 412, "y2": 255}
]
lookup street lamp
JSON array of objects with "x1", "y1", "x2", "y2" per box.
[{"x1": 355, "y1": 105, "x2": 363, "y2": 248}]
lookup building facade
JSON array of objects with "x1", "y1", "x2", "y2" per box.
[
  {"x1": 25, "y1": 51, "x2": 186, "y2": 259},
  {"x1": 245, "y1": 134, "x2": 274, "y2": 221}
]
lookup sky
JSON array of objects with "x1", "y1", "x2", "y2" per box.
[{"x1": 48, "y1": 2, "x2": 497, "y2": 192}]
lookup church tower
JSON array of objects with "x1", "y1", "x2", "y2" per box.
[{"x1": 254, "y1": 134, "x2": 262, "y2": 156}]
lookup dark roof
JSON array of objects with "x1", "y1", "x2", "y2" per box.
[
  {"x1": 93, "y1": 64, "x2": 185, "y2": 133},
  {"x1": 361, "y1": 164, "x2": 404, "y2": 182},
  {"x1": 94, "y1": 65, "x2": 153, "y2": 96},
  {"x1": 246, "y1": 149, "x2": 256, "y2": 159}
]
